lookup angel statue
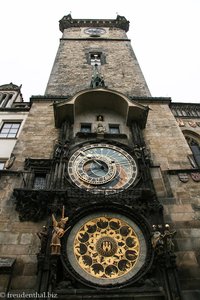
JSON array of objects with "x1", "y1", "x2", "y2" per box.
[{"x1": 50, "y1": 206, "x2": 69, "y2": 255}]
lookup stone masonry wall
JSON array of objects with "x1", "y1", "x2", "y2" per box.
[
  {"x1": 0, "y1": 101, "x2": 58, "y2": 291},
  {"x1": 0, "y1": 174, "x2": 44, "y2": 291},
  {"x1": 165, "y1": 175, "x2": 200, "y2": 290},
  {"x1": 144, "y1": 102, "x2": 192, "y2": 170},
  {"x1": 45, "y1": 28, "x2": 151, "y2": 97},
  {"x1": 143, "y1": 101, "x2": 200, "y2": 290},
  {"x1": 12, "y1": 101, "x2": 58, "y2": 169}
]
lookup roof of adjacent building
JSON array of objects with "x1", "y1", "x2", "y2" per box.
[{"x1": 0, "y1": 82, "x2": 21, "y2": 91}]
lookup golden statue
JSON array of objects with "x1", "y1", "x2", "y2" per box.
[{"x1": 51, "y1": 206, "x2": 69, "y2": 255}]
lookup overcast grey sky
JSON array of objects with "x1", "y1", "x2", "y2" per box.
[{"x1": 0, "y1": 0, "x2": 200, "y2": 103}]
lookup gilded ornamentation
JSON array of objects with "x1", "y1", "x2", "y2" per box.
[
  {"x1": 73, "y1": 216, "x2": 140, "y2": 279},
  {"x1": 51, "y1": 206, "x2": 69, "y2": 255}
]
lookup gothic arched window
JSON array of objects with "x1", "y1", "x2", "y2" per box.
[
  {"x1": 185, "y1": 133, "x2": 200, "y2": 168},
  {"x1": 0, "y1": 93, "x2": 13, "y2": 108}
]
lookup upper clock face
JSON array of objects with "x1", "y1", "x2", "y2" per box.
[
  {"x1": 68, "y1": 143, "x2": 138, "y2": 193},
  {"x1": 84, "y1": 27, "x2": 106, "y2": 36}
]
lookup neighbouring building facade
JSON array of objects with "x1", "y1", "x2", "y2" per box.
[
  {"x1": 0, "y1": 83, "x2": 30, "y2": 170},
  {"x1": 0, "y1": 14, "x2": 200, "y2": 300}
]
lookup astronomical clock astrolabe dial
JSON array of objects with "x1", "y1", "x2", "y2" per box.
[
  {"x1": 66, "y1": 212, "x2": 147, "y2": 286},
  {"x1": 67, "y1": 143, "x2": 138, "y2": 193}
]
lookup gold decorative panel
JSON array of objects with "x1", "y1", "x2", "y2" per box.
[
  {"x1": 67, "y1": 213, "x2": 147, "y2": 286},
  {"x1": 74, "y1": 216, "x2": 139, "y2": 279}
]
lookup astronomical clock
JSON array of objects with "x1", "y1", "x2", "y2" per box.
[
  {"x1": 60, "y1": 141, "x2": 153, "y2": 288},
  {"x1": 68, "y1": 143, "x2": 138, "y2": 193}
]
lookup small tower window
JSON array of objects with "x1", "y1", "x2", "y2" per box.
[
  {"x1": 90, "y1": 53, "x2": 101, "y2": 66},
  {"x1": 109, "y1": 124, "x2": 120, "y2": 134},
  {"x1": 80, "y1": 123, "x2": 92, "y2": 133},
  {"x1": 86, "y1": 51, "x2": 106, "y2": 66},
  {"x1": 33, "y1": 173, "x2": 46, "y2": 190}
]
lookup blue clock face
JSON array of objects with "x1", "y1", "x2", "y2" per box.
[
  {"x1": 68, "y1": 143, "x2": 138, "y2": 193},
  {"x1": 84, "y1": 27, "x2": 106, "y2": 36}
]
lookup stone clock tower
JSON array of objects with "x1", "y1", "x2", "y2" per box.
[
  {"x1": 31, "y1": 14, "x2": 180, "y2": 299},
  {"x1": 7, "y1": 13, "x2": 200, "y2": 299}
]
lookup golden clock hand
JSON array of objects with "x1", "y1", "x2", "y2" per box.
[
  {"x1": 92, "y1": 159, "x2": 105, "y2": 170},
  {"x1": 80, "y1": 151, "x2": 106, "y2": 170},
  {"x1": 80, "y1": 152, "x2": 102, "y2": 167}
]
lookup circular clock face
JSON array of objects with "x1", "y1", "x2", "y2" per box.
[
  {"x1": 68, "y1": 143, "x2": 138, "y2": 193},
  {"x1": 84, "y1": 27, "x2": 106, "y2": 36},
  {"x1": 66, "y1": 212, "x2": 147, "y2": 286}
]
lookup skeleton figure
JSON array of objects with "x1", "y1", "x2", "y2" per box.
[
  {"x1": 163, "y1": 225, "x2": 176, "y2": 252},
  {"x1": 50, "y1": 206, "x2": 69, "y2": 255}
]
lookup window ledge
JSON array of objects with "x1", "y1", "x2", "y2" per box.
[{"x1": 76, "y1": 132, "x2": 127, "y2": 139}]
